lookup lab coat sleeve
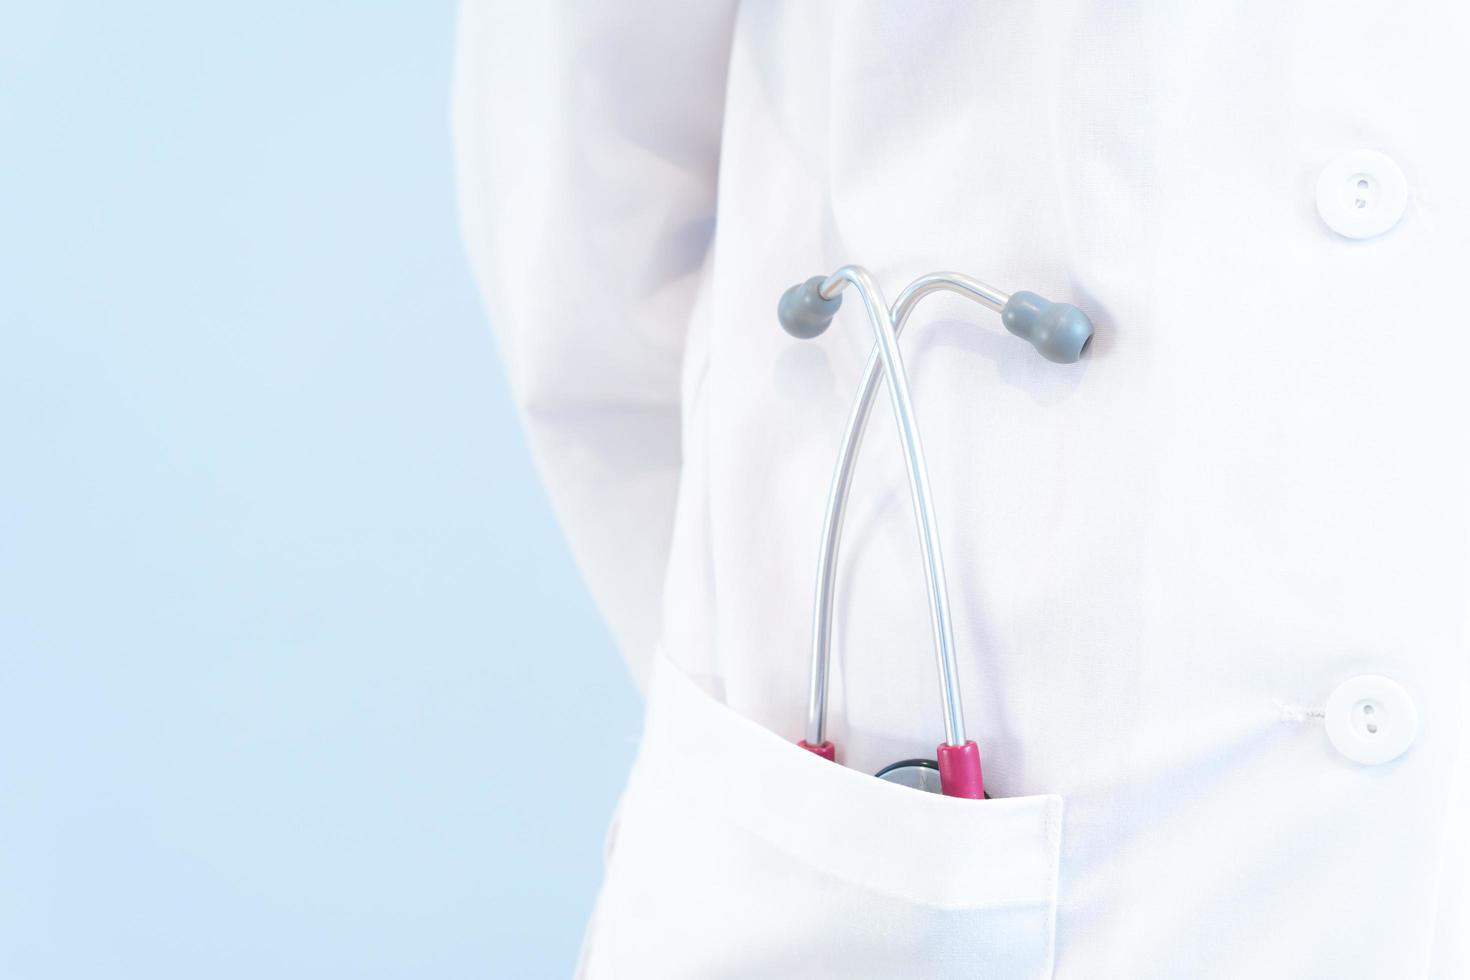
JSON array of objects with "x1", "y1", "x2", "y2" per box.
[{"x1": 452, "y1": 2, "x2": 737, "y2": 685}]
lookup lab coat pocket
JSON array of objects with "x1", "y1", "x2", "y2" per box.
[{"x1": 579, "y1": 651, "x2": 1063, "y2": 980}]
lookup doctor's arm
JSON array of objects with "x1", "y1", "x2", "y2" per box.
[{"x1": 452, "y1": 2, "x2": 738, "y2": 685}]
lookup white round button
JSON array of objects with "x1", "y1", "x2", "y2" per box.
[
  {"x1": 1324, "y1": 674, "x2": 1418, "y2": 765},
  {"x1": 1315, "y1": 150, "x2": 1408, "y2": 239}
]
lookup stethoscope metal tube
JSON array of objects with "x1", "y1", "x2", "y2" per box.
[
  {"x1": 777, "y1": 264, "x2": 1093, "y2": 799},
  {"x1": 805, "y1": 273, "x2": 1011, "y2": 752},
  {"x1": 810, "y1": 267, "x2": 969, "y2": 753}
]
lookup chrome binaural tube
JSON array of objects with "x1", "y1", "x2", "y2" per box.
[{"x1": 804, "y1": 272, "x2": 1011, "y2": 749}]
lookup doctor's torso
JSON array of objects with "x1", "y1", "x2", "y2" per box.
[
  {"x1": 458, "y1": 2, "x2": 1470, "y2": 976},
  {"x1": 663, "y1": 4, "x2": 1470, "y2": 975}
]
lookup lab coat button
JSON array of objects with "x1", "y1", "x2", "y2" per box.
[
  {"x1": 1324, "y1": 675, "x2": 1417, "y2": 765},
  {"x1": 1315, "y1": 150, "x2": 1408, "y2": 239}
]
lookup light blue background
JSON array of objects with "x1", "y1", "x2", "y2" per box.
[{"x1": 0, "y1": 4, "x2": 642, "y2": 977}]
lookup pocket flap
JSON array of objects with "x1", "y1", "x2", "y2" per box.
[{"x1": 636, "y1": 650, "x2": 1063, "y2": 911}]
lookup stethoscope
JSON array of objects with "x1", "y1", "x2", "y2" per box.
[{"x1": 777, "y1": 266, "x2": 1094, "y2": 799}]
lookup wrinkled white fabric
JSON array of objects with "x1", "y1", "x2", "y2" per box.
[{"x1": 455, "y1": 1, "x2": 1470, "y2": 975}]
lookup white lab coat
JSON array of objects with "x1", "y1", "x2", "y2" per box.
[{"x1": 454, "y1": 2, "x2": 1470, "y2": 976}]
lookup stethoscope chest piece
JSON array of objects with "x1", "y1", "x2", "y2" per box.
[
  {"x1": 874, "y1": 758, "x2": 944, "y2": 794},
  {"x1": 874, "y1": 758, "x2": 991, "y2": 797}
]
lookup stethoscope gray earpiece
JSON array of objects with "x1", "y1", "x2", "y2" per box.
[
  {"x1": 778, "y1": 266, "x2": 1094, "y2": 797},
  {"x1": 780, "y1": 276, "x2": 1092, "y2": 364}
]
